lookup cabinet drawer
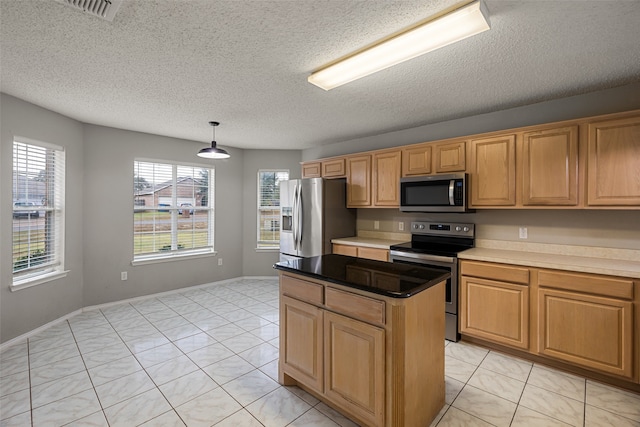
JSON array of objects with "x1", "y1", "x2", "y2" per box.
[
  {"x1": 358, "y1": 247, "x2": 389, "y2": 262},
  {"x1": 325, "y1": 287, "x2": 385, "y2": 326},
  {"x1": 281, "y1": 274, "x2": 324, "y2": 305},
  {"x1": 538, "y1": 270, "x2": 633, "y2": 300},
  {"x1": 460, "y1": 261, "x2": 529, "y2": 285}
]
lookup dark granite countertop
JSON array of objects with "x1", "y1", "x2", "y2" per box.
[{"x1": 274, "y1": 254, "x2": 450, "y2": 298}]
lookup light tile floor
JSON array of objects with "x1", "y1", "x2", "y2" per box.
[{"x1": 1, "y1": 277, "x2": 639, "y2": 427}]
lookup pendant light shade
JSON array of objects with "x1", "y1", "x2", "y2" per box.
[{"x1": 198, "y1": 121, "x2": 230, "y2": 159}]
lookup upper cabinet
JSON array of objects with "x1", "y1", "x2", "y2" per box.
[
  {"x1": 346, "y1": 155, "x2": 372, "y2": 207},
  {"x1": 372, "y1": 150, "x2": 401, "y2": 207},
  {"x1": 587, "y1": 116, "x2": 640, "y2": 206},
  {"x1": 304, "y1": 110, "x2": 640, "y2": 210},
  {"x1": 346, "y1": 150, "x2": 401, "y2": 208},
  {"x1": 301, "y1": 161, "x2": 322, "y2": 178},
  {"x1": 402, "y1": 140, "x2": 466, "y2": 176},
  {"x1": 522, "y1": 126, "x2": 579, "y2": 206},
  {"x1": 469, "y1": 134, "x2": 517, "y2": 207}
]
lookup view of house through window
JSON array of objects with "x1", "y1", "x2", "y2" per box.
[
  {"x1": 12, "y1": 139, "x2": 65, "y2": 283},
  {"x1": 134, "y1": 160, "x2": 214, "y2": 259},
  {"x1": 257, "y1": 170, "x2": 289, "y2": 249}
]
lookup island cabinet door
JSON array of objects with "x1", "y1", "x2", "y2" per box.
[
  {"x1": 324, "y1": 311, "x2": 385, "y2": 427},
  {"x1": 280, "y1": 296, "x2": 324, "y2": 393}
]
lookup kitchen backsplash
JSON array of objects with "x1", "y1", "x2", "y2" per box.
[{"x1": 356, "y1": 209, "x2": 640, "y2": 251}]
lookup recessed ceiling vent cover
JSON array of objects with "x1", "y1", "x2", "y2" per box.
[{"x1": 54, "y1": 0, "x2": 123, "y2": 21}]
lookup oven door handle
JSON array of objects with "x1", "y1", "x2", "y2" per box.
[{"x1": 389, "y1": 250, "x2": 455, "y2": 264}]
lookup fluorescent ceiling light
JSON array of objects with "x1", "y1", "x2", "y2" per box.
[{"x1": 308, "y1": 0, "x2": 490, "y2": 90}]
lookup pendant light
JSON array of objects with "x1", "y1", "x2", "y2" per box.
[{"x1": 197, "y1": 121, "x2": 230, "y2": 159}]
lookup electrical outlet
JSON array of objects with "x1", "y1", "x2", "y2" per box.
[
  {"x1": 374, "y1": 221, "x2": 380, "y2": 230},
  {"x1": 218, "y1": 258, "x2": 223, "y2": 266},
  {"x1": 121, "y1": 271, "x2": 127, "y2": 281},
  {"x1": 398, "y1": 222, "x2": 404, "y2": 231},
  {"x1": 519, "y1": 227, "x2": 528, "y2": 239}
]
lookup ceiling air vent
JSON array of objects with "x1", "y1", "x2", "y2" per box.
[{"x1": 54, "y1": 0, "x2": 123, "y2": 22}]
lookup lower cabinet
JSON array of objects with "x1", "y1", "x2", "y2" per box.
[
  {"x1": 280, "y1": 296, "x2": 324, "y2": 392},
  {"x1": 279, "y1": 272, "x2": 445, "y2": 427},
  {"x1": 459, "y1": 260, "x2": 638, "y2": 383},
  {"x1": 324, "y1": 311, "x2": 385, "y2": 427},
  {"x1": 537, "y1": 270, "x2": 634, "y2": 379}
]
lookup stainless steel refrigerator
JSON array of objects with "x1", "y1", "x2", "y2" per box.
[{"x1": 279, "y1": 178, "x2": 356, "y2": 262}]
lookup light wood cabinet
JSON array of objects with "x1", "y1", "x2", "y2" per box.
[
  {"x1": 587, "y1": 116, "x2": 640, "y2": 206},
  {"x1": 522, "y1": 126, "x2": 579, "y2": 206},
  {"x1": 402, "y1": 144, "x2": 432, "y2": 176},
  {"x1": 278, "y1": 271, "x2": 446, "y2": 427},
  {"x1": 333, "y1": 243, "x2": 389, "y2": 262},
  {"x1": 434, "y1": 141, "x2": 466, "y2": 173},
  {"x1": 372, "y1": 150, "x2": 401, "y2": 207},
  {"x1": 324, "y1": 311, "x2": 385, "y2": 427},
  {"x1": 537, "y1": 270, "x2": 634, "y2": 379},
  {"x1": 460, "y1": 261, "x2": 530, "y2": 349},
  {"x1": 346, "y1": 155, "x2": 372, "y2": 207},
  {"x1": 280, "y1": 296, "x2": 324, "y2": 392},
  {"x1": 469, "y1": 134, "x2": 517, "y2": 206},
  {"x1": 301, "y1": 161, "x2": 322, "y2": 178},
  {"x1": 402, "y1": 140, "x2": 466, "y2": 176},
  {"x1": 322, "y1": 158, "x2": 346, "y2": 178}
]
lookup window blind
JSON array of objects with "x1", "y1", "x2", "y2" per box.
[
  {"x1": 257, "y1": 170, "x2": 289, "y2": 248},
  {"x1": 12, "y1": 140, "x2": 65, "y2": 278},
  {"x1": 134, "y1": 160, "x2": 214, "y2": 258}
]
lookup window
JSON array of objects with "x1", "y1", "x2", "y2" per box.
[
  {"x1": 12, "y1": 139, "x2": 66, "y2": 287},
  {"x1": 133, "y1": 160, "x2": 215, "y2": 262},
  {"x1": 257, "y1": 170, "x2": 289, "y2": 249}
]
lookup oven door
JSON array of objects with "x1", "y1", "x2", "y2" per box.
[{"x1": 390, "y1": 251, "x2": 459, "y2": 341}]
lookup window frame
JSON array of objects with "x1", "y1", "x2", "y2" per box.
[
  {"x1": 132, "y1": 159, "x2": 216, "y2": 265},
  {"x1": 256, "y1": 169, "x2": 289, "y2": 250},
  {"x1": 11, "y1": 137, "x2": 67, "y2": 291}
]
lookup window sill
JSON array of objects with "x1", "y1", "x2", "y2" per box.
[
  {"x1": 132, "y1": 249, "x2": 217, "y2": 266},
  {"x1": 255, "y1": 247, "x2": 280, "y2": 252},
  {"x1": 11, "y1": 270, "x2": 70, "y2": 292}
]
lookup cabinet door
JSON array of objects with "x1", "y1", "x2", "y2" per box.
[
  {"x1": 373, "y1": 150, "x2": 401, "y2": 207},
  {"x1": 460, "y1": 276, "x2": 529, "y2": 349},
  {"x1": 587, "y1": 116, "x2": 640, "y2": 206},
  {"x1": 434, "y1": 141, "x2": 466, "y2": 173},
  {"x1": 281, "y1": 296, "x2": 324, "y2": 392},
  {"x1": 302, "y1": 162, "x2": 322, "y2": 178},
  {"x1": 522, "y1": 126, "x2": 578, "y2": 206},
  {"x1": 322, "y1": 158, "x2": 346, "y2": 178},
  {"x1": 470, "y1": 135, "x2": 516, "y2": 206},
  {"x1": 324, "y1": 311, "x2": 385, "y2": 427},
  {"x1": 402, "y1": 144, "x2": 432, "y2": 176},
  {"x1": 346, "y1": 155, "x2": 372, "y2": 207},
  {"x1": 537, "y1": 288, "x2": 633, "y2": 378}
]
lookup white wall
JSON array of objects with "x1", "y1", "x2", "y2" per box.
[{"x1": 1, "y1": 94, "x2": 85, "y2": 342}]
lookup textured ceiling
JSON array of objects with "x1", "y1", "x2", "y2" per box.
[{"x1": 1, "y1": 0, "x2": 639, "y2": 150}]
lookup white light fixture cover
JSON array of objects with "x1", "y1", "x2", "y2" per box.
[
  {"x1": 198, "y1": 121, "x2": 230, "y2": 159},
  {"x1": 308, "y1": 0, "x2": 490, "y2": 90}
]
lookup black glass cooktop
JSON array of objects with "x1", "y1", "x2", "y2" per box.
[
  {"x1": 390, "y1": 234, "x2": 474, "y2": 258},
  {"x1": 274, "y1": 254, "x2": 450, "y2": 298}
]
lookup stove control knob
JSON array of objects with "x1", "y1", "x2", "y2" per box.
[
  {"x1": 418, "y1": 224, "x2": 425, "y2": 229},
  {"x1": 463, "y1": 226, "x2": 470, "y2": 232},
  {"x1": 455, "y1": 226, "x2": 462, "y2": 232}
]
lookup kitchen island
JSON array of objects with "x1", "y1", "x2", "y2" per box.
[{"x1": 274, "y1": 254, "x2": 449, "y2": 427}]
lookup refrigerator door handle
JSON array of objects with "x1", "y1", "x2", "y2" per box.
[
  {"x1": 297, "y1": 186, "x2": 303, "y2": 248},
  {"x1": 292, "y1": 184, "x2": 299, "y2": 250}
]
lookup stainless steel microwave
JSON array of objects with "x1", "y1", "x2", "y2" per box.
[{"x1": 400, "y1": 173, "x2": 471, "y2": 213}]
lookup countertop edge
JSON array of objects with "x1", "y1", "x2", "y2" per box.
[
  {"x1": 459, "y1": 248, "x2": 640, "y2": 279},
  {"x1": 331, "y1": 236, "x2": 408, "y2": 250}
]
